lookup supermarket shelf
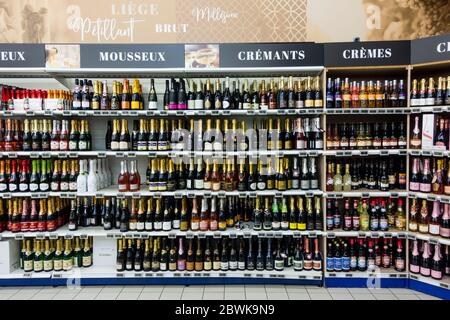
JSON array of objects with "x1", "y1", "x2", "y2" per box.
[
  {"x1": 325, "y1": 149, "x2": 407, "y2": 157},
  {"x1": 408, "y1": 192, "x2": 450, "y2": 203},
  {"x1": 0, "y1": 150, "x2": 323, "y2": 159},
  {"x1": 325, "y1": 230, "x2": 407, "y2": 239},
  {"x1": 0, "y1": 267, "x2": 322, "y2": 283},
  {"x1": 0, "y1": 226, "x2": 324, "y2": 240},
  {"x1": 409, "y1": 274, "x2": 450, "y2": 291},
  {"x1": 325, "y1": 268, "x2": 407, "y2": 279},
  {"x1": 0, "y1": 187, "x2": 324, "y2": 199},
  {"x1": 408, "y1": 231, "x2": 450, "y2": 246},
  {"x1": 409, "y1": 149, "x2": 450, "y2": 157},
  {"x1": 325, "y1": 190, "x2": 407, "y2": 198},
  {"x1": 326, "y1": 108, "x2": 410, "y2": 115},
  {"x1": 409, "y1": 105, "x2": 450, "y2": 114},
  {"x1": 0, "y1": 109, "x2": 325, "y2": 117}
]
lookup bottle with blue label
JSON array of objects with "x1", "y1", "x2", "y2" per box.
[
  {"x1": 326, "y1": 242, "x2": 334, "y2": 272},
  {"x1": 357, "y1": 239, "x2": 367, "y2": 271},
  {"x1": 334, "y1": 243, "x2": 342, "y2": 272},
  {"x1": 342, "y1": 243, "x2": 351, "y2": 271}
]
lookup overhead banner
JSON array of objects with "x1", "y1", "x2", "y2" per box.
[
  {"x1": 80, "y1": 44, "x2": 185, "y2": 68},
  {"x1": 411, "y1": 34, "x2": 450, "y2": 65},
  {"x1": 0, "y1": 0, "x2": 448, "y2": 44},
  {"x1": 324, "y1": 41, "x2": 411, "y2": 67},
  {"x1": 0, "y1": 44, "x2": 45, "y2": 68},
  {"x1": 219, "y1": 43, "x2": 324, "y2": 68}
]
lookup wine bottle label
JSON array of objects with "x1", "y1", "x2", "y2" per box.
[
  {"x1": 190, "y1": 222, "x2": 199, "y2": 231},
  {"x1": 110, "y1": 141, "x2": 119, "y2": 150},
  {"x1": 69, "y1": 141, "x2": 78, "y2": 150},
  {"x1": 302, "y1": 259, "x2": 312, "y2": 270},
  {"x1": 357, "y1": 257, "x2": 366, "y2": 269},
  {"x1": 220, "y1": 262, "x2": 229, "y2": 271},
  {"x1": 419, "y1": 183, "x2": 431, "y2": 193},
  {"x1": 130, "y1": 184, "x2": 139, "y2": 191},
  {"x1": 162, "y1": 221, "x2": 172, "y2": 231},
  {"x1": 313, "y1": 260, "x2": 322, "y2": 270},
  {"x1": 305, "y1": 100, "x2": 314, "y2": 108},
  {"x1": 63, "y1": 259, "x2": 73, "y2": 271},
  {"x1": 370, "y1": 219, "x2": 379, "y2": 230},
  {"x1": 24, "y1": 260, "x2": 33, "y2": 272},
  {"x1": 238, "y1": 261, "x2": 246, "y2": 270},
  {"x1": 194, "y1": 179, "x2": 204, "y2": 189},
  {"x1": 425, "y1": 98, "x2": 435, "y2": 106},
  {"x1": 38, "y1": 183, "x2": 49, "y2": 191},
  {"x1": 148, "y1": 101, "x2": 158, "y2": 110},
  {"x1": 82, "y1": 256, "x2": 92, "y2": 267},
  {"x1": 44, "y1": 260, "x2": 53, "y2": 271},
  {"x1": 118, "y1": 184, "x2": 128, "y2": 192},
  {"x1": 60, "y1": 182, "x2": 69, "y2": 191},
  {"x1": 429, "y1": 223, "x2": 440, "y2": 235},
  {"x1": 242, "y1": 102, "x2": 251, "y2": 110},
  {"x1": 153, "y1": 222, "x2": 162, "y2": 230},
  {"x1": 159, "y1": 263, "x2": 167, "y2": 271},
  {"x1": 8, "y1": 183, "x2": 17, "y2": 191},
  {"x1": 274, "y1": 260, "x2": 284, "y2": 270},
  {"x1": 53, "y1": 260, "x2": 63, "y2": 271},
  {"x1": 440, "y1": 227, "x2": 450, "y2": 238},
  {"x1": 33, "y1": 260, "x2": 44, "y2": 272},
  {"x1": 119, "y1": 141, "x2": 129, "y2": 150},
  {"x1": 420, "y1": 267, "x2": 431, "y2": 277},
  {"x1": 144, "y1": 222, "x2": 153, "y2": 231},
  {"x1": 379, "y1": 218, "x2": 388, "y2": 230},
  {"x1": 129, "y1": 222, "x2": 137, "y2": 230},
  {"x1": 148, "y1": 142, "x2": 158, "y2": 151},
  {"x1": 194, "y1": 99, "x2": 203, "y2": 109},
  {"x1": 209, "y1": 220, "x2": 217, "y2": 231},
  {"x1": 212, "y1": 261, "x2": 220, "y2": 270},
  {"x1": 229, "y1": 261, "x2": 238, "y2": 269},
  {"x1": 203, "y1": 181, "x2": 211, "y2": 190},
  {"x1": 409, "y1": 182, "x2": 420, "y2": 191}
]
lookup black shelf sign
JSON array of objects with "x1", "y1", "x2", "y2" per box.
[
  {"x1": 324, "y1": 41, "x2": 411, "y2": 67},
  {"x1": 0, "y1": 44, "x2": 45, "y2": 68},
  {"x1": 80, "y1": 44, "x2": 185, "y2": 68},
  {"x1": 411, "y1": 33, "x2": 450, "y2": 65},
  {"x1": 219, "y1": 43, "x2": 324, "y2": 68}
]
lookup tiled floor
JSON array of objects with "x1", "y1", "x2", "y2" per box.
[{"x1": 0, "y1": 285, "x2": 441, "y2": 300}]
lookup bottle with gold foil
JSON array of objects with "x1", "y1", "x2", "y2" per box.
[{"x1": 131, "y1": 79, "x2": 141, "y2": 110}]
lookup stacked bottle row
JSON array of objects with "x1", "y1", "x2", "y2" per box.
[
  {"x1": 20, "y1": 237, "x2": 93, "y2": 273},
  {"x1": 326, "y1": 121, "x2": 407, "y2": 150},
  {"x1": 0, "y1": 159, "x2": 112, "y2": 193},
  {"x1": 0, "y1": 198, "x2": 69, "y2": 233},
  {"x1": 326, "y1": 198, "x2": 406, "y2": 232},
  {"x1": 0, "y1": 119, "x2": 92, "y2": 152},
  {"x1": 106, "y1": 117, "x2": 323, "y2": 152},
  {"x1": 326, "y1": 237, "x2": 406, "y2": 273},
  {"x1": 410, "y1": 77, "x2": 450, "y2": 107},
  {"x1": 325, "y1": 157, "x2": 407, "y2": 192},
  {"x1": 409, "y1": 157, "x2": 450, "y2": 194},
  {"x1": 117, "y1": 156, "x2": 320, "y2": 192},
  {"x1": 1, "y1": 85, "x2": 72, "y2": 111},
  {"x1": 68, "y1": 195, "x2": 323, "y2": 232},
  {"x1": 410, "y1": 240, "x2": 450, "y2": 280},
  {"x1": 409, "y1": 199, "x2": 450, "y2": 238},
  {"x1": 116, "y1": 235, "x2": 323, "y2": 272},
  {"x1": 73, "y1": 76, "x2": 323, "y2": 111},
  {"x1": 325, "y1": 78, "x2": 406, "y2": 109}
]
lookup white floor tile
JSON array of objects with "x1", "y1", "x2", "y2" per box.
[
  {"x1": 286, "y1": 288, "x2": 308, "y2": 294},
  {"x1": 330, "y1": 293, "x2": 354, "y2": 300},
  {"x1": 181, "y1": 292, "x2": 203, "y2": 300},
  {"x1": 160, "y1": 292, "x2": 183, "y2": 300},
  {"x1": 265, "y1": 286, "x2": 287, "y2": 293},
  {"x1": 116, "y1": 292, "x2": 141, "y2": 300},
  {"x1": 287, "y1": 293, "x2": 311, "y2": 300},
  {"x1": 38, "y1": 288, "x2": 62, "y2": 294},
  {"x1": 31, "y1": 293, "x2": 57, "y2": 300},
  {"x1": 395, "y1": 294, "x2": 420, "y2": 300},
  {"x1": 225, "y1": 292, "x2": 246, "y2": 300},
  {"x1": 95, "y1": 293, "x2": 120, "y2": 300},
  {"x1": 389, "y1": 288, "x2": 416, "y2": 295},
  {"x1": 307, "y1": 288, "x2": 330, "y2": 294},
  {"x1": 225, "y1": 285, "x2": 245, "y2": 292},
  {"x1": 9, "y1": 293, "x2": 37, "y2": 300},
  {"x1": 204, "y1": 285, "x2": 225, "y2": 292},
  {"x1": 73, "y1": 293, "x2": 100, "y2": 300},
  {"x1": 373, "y1": 293, "x2": 398, "y2": 300},
  {"x1": 245, "y1": 293, "x2": 268, "y2": 300},
  {"x1": 0, "y1": 293, "x2": 14, "y2": 300},
  {"x1": 52, "y1": 293, "x2": 77, "y2": 300},
  {"x1": 351, "y1": 294, "x2": 376, "y2": 300},
  {"x1": 121, "y1": 287, "x2": 144, "y2": 293},
  {"x1": 203, "y1": 292, "x2": 224, "y2": 300},
  {"x1": 416, "y1": 294, "x2": 441, "y2": 300},
  {"x1": 100, "y1": 287, "x2": 123, "y2": 294},
  {"x1": 266, "y1": 292, "x2": 289, "y2": 300},
  {"x1": 309, "y1": 293, "x2": 333, "y2": 300},
  {"x1": 138, "y1": 292, "x2": 162, "y2": 300},
  {"x1": 142, "y1": 286, "x2": 165, "y2": 292},
  {"x1": 348, "y1": 288, "x2": 371, "y2": 294}
]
